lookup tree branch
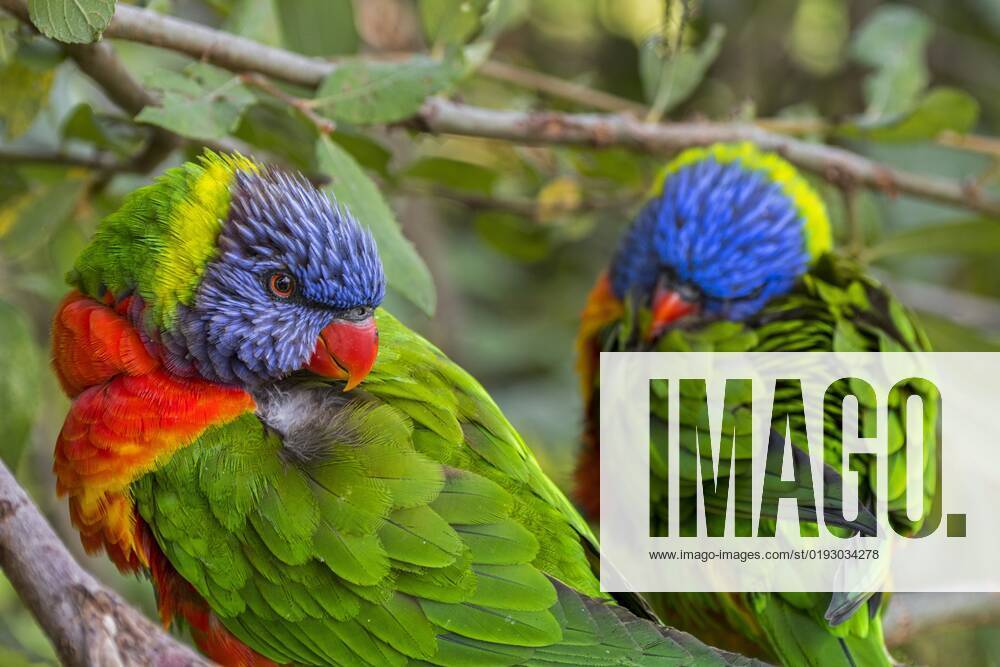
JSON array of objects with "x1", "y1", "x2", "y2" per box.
[
  {"x1": 240, "y1": 73, "x2": 335, "y2": 136},
  {"x1": 473, "y1": 67, "x2": 999, "y2": 158},
  {"x1": 0, "y1": 149, "x2": 130, "y2": 172},
  {"x1": 62, "y1": 41, "x2": 181, "y2": 173},
  {"x1": 0, "y1": 0, "x2": 178, "y2": 173},
  {"x1": 754, "y1": 119, "x2": 1000, "y2": 159},
  {"x1": 105, "y1": 1, "x2": 329, "y2": 88},
  {"x1": 2, "y1": 1, "x2": 997, "y2": 213},
  {"x1": 937, "y1": 130, "x2": 1000, "y2": 158},
  {"x1": 478, "y1": 59, "x2": 649, "y2": 116},
  {"x1": 0, "y1": 460, "x2": 210, "y2": 667},
  {"x1": 414, "y1": 99, "x2": 1000, "y2": 216},
  {"x1": 4, "y1": 1, "x2": 984, "y2": 217},
  {"x1": 396, "y1": 183, "x2": 632, "y2": 220}
]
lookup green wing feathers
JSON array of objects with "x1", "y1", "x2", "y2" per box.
[{"x1": 134, "y1": 311, "x2": 759, "y2": 666}]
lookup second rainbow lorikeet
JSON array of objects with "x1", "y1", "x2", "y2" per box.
[
  {"x1": 574, "y1": 143, "x2": 938, "y2": 666},
  {"x1": 51, "y1": 152, "x2": 764, "y2": 666}
]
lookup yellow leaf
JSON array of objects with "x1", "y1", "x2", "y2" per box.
[
  {"x1": 536, "y1": 177, "x2": 581, "y2": 222},
  {"x1": 0, "y1": 192, "x2": 32, "y2": 238},
  {"x1": 0, "y1": 62, "x2": 54, "y2": 139}
]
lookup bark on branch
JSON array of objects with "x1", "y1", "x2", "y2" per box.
[
  {"x1": 412, "y1": 99, "x2": 1000, "y2": 216},
  {"x1": 59, "y1": 39, "x2": 181, "y2": 173},
  {"x1": 0, "y1": 460, "x2": 211, "y2": 667},
  {"x1": 2, "y1": 1, "x2": 993, "y2": 216},
  {"x1": 0, "y1": 0, "x2": 996, "y2": 215}
]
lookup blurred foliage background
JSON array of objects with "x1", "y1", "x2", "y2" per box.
[{"x1": 0, "y1": 0, "x2": 998, "y2": 664}]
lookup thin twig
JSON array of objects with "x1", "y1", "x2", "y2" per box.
[
  {"x1": 2, "y1": 0, "x2": 997, "y2": 205},
  {"x1": 337, "y1": 53, "x2": 1000, "y2": 161},
  {"x1": 4, "y1": 1, "x2": 986, "y2": 216},
  {"x1": 415, "y1": 99, "x2": 1000, "y2": 216},
  {"x1": 752, "y1": 117, "x2": 830, "y2": 135},
  {"x1": 972, "y1": 160, "x2": 1000, "y2": 190},
  {"x1": 0, "y1": 149, "x2": 131, "y2": 172},
  {"x1": 478, "y1": 60, "x2": 648, "y2": 116},
  {"x1": 57, "y1": 34, "x2": 181, "y2": 172},
  {"x1": 240, "y1": 73, "x2": 335, "y2": 135},
  {"x1": 0, "y1": 0, "x2": 250, "y2": 172},
  {"x1": 60, "y1": 36, "x2": 242, "y2": 165},
  {"x1": 755, "y1": 118, "x2": 1000, "y2": 159},
  {"x1": 398, "y1": 183, "x2": 634, "y2": 220},
  {"x1": 475, "y1": 67, "x2": 1000, "y2": 159},
  {"x1": 937, "y1": 130, "x2": 1000, "y2": 157},
  {"x1": 0, "y1": 459, "x2": 210, "y2": 667}
]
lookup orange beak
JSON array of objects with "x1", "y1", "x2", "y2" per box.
[
  {"x1": 307, "y1": 316, "x2": 378, "y2": 391},
  {"x1": 649, "y1": 288, "x2": 696, "y2": 338}
]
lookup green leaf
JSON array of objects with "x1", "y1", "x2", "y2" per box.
[
  {"x1": 916, "y1": 311, "x2": 1000, "y2": 352},
  {"x1": 0, "y1": 175, "x2": 86, "y2": 259},
  {"x1": 0, "y1": 300, "x2": 40, "y2": 468},
  {"x1": 235, "y1": 101, "x2": 319, "y2": 170},
  {"x1": 0, "y1": 61, "x2": 54, "y2": 139},
  {"x1": 850, "y1": 4, "x2": 932, "y2": 119},
  {"x1": 837, "y1": 87, "x2": 979, "y2": 142},
  {"x1": 276, "y1": 0, "x2": 357, "y2": 56},
  {"x1": 0, "y1": 15, "x2": 18, "y2": 65},
  {"x1": 328, "y1": 131, "x2": 392, "y2": 177},
  {"x1": 569, "y1": 148, "x2": 643, "y2": 187},
  {"x1": 316, "y1": 136, "x2": 436, "y2": 315},
  {"x1": 223, "y1": 0, "x2": 283, "y2": 47},
  {"x1": 418, "y1": 0, "x2": 489, "y2": 47},
  {"x1": 474, "y1": 211, "x2": 550, "y2": 262},
  {"x1": 0, "y1": 171, "x2": 28, "y2": 207},
  {"x1": 61, "y1": 103, "x2": 142, "y2": 154},
  {"x1": 136, "y1": 63, "x2": 255, "y2": 141},
  {"x1": 401, "y1": 157, "x2": 497, "y2": 194},
  {"x1": 28, "y1": 0, "x2": 115, "y2": 44},
  {"x1": 867, "y1": 218, "x2": 1000, "y2": 259},
  {"x1": 61, "y1": 103, "x2": 105, "y2": 143},
  {"x1": 640, "y1": 24, "x2": 725, "y2": 117},
  {"x1": 479, "y1": 0, "x2": 527, "y2": 43},
  {"x1": 0, "y1": 645, "x2": 51, "y2": 667},
  {"x1": 313, "y1": 55, "x2": 461, "y2": 125}
]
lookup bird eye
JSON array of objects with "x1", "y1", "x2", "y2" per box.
[
  {"x1": 268, "y1": 272, "x2": 295, "y2": 299},
  {"x1": 345, "y1": 306, "x2": 371, "y2": 321}
]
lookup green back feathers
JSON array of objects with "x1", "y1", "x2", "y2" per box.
[
  {"x1": 69, "y1": 151, "x2": 259, "y2": 329},
  {"x1": 650, "y1": 143, "x2": 832, "y2": 261},
  {"x1": 132, "y1": 308, "x2": 759, "y2": 665},
  {"x1": 366, "y1": 311, "x2": 604, "y2": 597}
]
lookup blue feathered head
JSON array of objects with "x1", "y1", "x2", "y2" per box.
[
  {"x1": 162, "y1": 167, "x2": 385, "y2": 388},
  {"x1": 609, "y1": 143, "x2": 831, "y2": 323}
]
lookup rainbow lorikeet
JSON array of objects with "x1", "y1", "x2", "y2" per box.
[
  {"x1": 51, "y1": 152, "x2": 764, "y2": 667},
  {"x1": 574, "y1": 144, "x2": 938, "y2": 666}
]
